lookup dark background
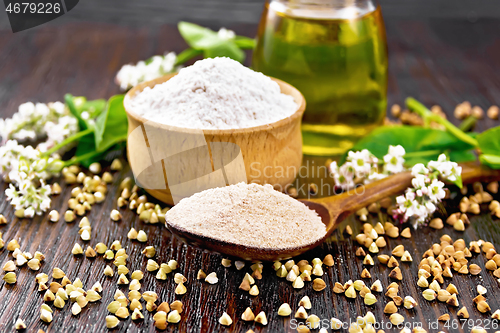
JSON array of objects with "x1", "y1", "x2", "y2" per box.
[
  {"x1": 1, "y1": 1, "x2": 500, "y2": 333},
  {"x1": 2, "y1": 0, "x2": 500, "y2": 28}
]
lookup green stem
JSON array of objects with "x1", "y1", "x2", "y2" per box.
[
  {"x1": 175, "y1": 48, "x2": 202, "y2": 66},
  {"x1": 42, "y1": 128, "x2": 93, "y2": 157},
  {"x1": 422, "y1": 116, "x2": 431, "y2": 128},
  {"x1": 63, "y1": 150, "x2": 102, "y2": 167},
  {"x1": 459, "y1": 116, "x2": 477, "y2": 132},
  {"x1": 377, "y1": 211, "x2": 385, "y2": 224},
  {"x1": 406, "y1": 97, "x2": 479, "y2": 147}
]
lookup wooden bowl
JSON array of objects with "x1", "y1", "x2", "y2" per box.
[{"x1": 123, "y1": 73, "x2": 306, "y2": 206}]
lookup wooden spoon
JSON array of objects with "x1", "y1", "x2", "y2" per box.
[{"x1": 165, "y1": 162, "x2": 500, "y2": 261}]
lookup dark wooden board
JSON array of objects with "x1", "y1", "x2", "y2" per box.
[
  {"x1": 2, "y1": 0, "x2": 500, "y2": 31},
  {"x1": 0, "y1": 15, "x2": 500, "y2": 333}
]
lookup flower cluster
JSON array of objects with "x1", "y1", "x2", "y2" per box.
[
  {"x1": 0, "y1": 140, "x2": 63, "y2": 217},
  {"x1": 115, "y1": 52, "x2": 179, "y2": 91},
  {"x1": 394, "y1": 154, "x2": 462, "y2": 228},
  {"x1": 37, "y1": 114, "x2": 78, "y2": 153},
  {"x1": 0, "y1": 101, "x2": 78, "y2": 152},
  {"x1": 383, "y1": 145, "x2": 406, "y2": 174},
  {"x1": 1, "y1": 101, "x2": 62, "y2": 141},
  {"x1": 328, "y1": 145, "x2": 406, "y2": 190},
  {"x1": 330, "y1": 147, "x2": 461, "y2": 228},
  {"x1": 115, "y1": 27, "x2": 238, "y2": 90}
]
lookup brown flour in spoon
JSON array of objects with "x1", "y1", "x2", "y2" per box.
[{"x1": 166, "y1": 183, "x2": 326, "y2": 250}]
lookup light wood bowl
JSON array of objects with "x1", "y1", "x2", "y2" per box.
[{"x1": 123, "y1": 73, "x2": 306, "y2": 206}]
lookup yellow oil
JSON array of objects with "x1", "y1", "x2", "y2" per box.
[{"x1": 252, "y1": 2, "x2": 388, "y2": 155}]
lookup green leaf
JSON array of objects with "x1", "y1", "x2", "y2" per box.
[
  {"x1": 71, "y1": 95, "x2": 127, "y2": 167},
  {"x1": 203, "y1": 42, "x2": 245, "y2": 63},
  {"x1": 178, "y1": 22, "x2": 222, "y2": 49},
  {"x1": 451, "y1": 175, "x2": 463, "y2": 188},
  {"x1": 74, "y1": 132, "x2": 98, "y2": 167},
  {"x1": 347, "y1": 126, "x2": 476, "y2": 165},
  {"x1": 80, "y1": 99, "x2": 106, "y2": 119},
  {"x1": 94, "y1": 95, "x2": 128, "y2": 152},
  {"x1": 449, "y1": 150, "x2": 477, "y2": 163},
  {"x1": 175, "y1": 48, "x2": 202, "y2": 66},
  {"x1": 65, "y1": 95, "x2": 106, "y2": 131},
  {"x1": 233, "y1": 36, "x2": 256, "y2": 49},
  {"x1": 477, "y1": 126, "x2": 500, "y2": 169},
  {"x1": 65, "y1": 94, "x2": 89, "y2": 131},
  {"x1": 479, "y1": 154, "x2": 500, "y2": 169},
  {"x1": 477, "y1": 126, "x2": 500, "y2": 155},
  {"x1": 177, "y1": 21, "x2": 246, "y2": 63}
]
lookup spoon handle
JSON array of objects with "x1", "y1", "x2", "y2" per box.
[
  {"x1": 460, "y1": 161, "x2": 500, "y2": 184},
  {"x1": 321, "y1": 161, "x2": 500, "y2": 217},
  {"x1": 333, "y1": 171, "x2": 413, "y2": 215}
]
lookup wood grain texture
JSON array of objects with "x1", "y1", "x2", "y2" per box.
[
  {"x1": 2, "y1": 0, "x2": 500, "y2": 31},
  {"x1": 0, "y1": 15, "x2": 500, "y2": 333}
]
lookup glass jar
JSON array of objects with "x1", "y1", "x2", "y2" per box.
[{"x1": 253, "y1": 0, "x2": 388, "y2": 156}]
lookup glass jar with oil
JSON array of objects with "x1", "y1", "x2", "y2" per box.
[{"x1": 252, "y1": 0, "x2": 388, "y2": 155}]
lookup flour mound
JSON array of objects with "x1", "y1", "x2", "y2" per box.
[
  {"x1": 130, "y1": 57, "x2": 297, "y2": 129},
  {"x1": 166, "y1": 182, "x2": 326, "y2": 249}
]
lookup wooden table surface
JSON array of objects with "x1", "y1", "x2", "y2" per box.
[{"x1": 1, "y1": 13, "x2": 500, "y2": 333}]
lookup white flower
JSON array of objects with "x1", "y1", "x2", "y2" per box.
[
  {"x1": 115, "y1": 65, "x2": 139, "y2": 90},
  {"x1": 383, "y1": 145, "x2": 405, "y2": 174},
  {"x1": 365, "y1": 172, "x2": 387, "y2": 183},
  {"x1": 347, "y1": 149, "x2": 374, "y2": 177},
  {"x1": 115, "y1": 52, "x2": 179, "y2": 90},
  {"x1": 395, "y1": 191, "x2": 416, "y2": 215},
  {"x1": 411, "y1": 163, "x2": 429, "y2": 177},
  {"x1": 394, "y1": 190, "x2": 430, "y2": 227},
  {"x1": 51, "y1": 101, "x2": 65, "y2": 114},
  {"x1": 424, "y1": 201, "x2": 436, "y2": 215},
  {"x1": 35, "y1": 103, "x2": 50, "y2": 118},
  {"x1": 0, "y1": 140, "x2": 38, "y2": 176},
  {"x1": 80, "y1": 111, "x2": 90, "y2": 120},
  {"x1": 333, "y1": 148, "x2": 457, "y2": 229},
  {"x1": 330, "y1": 146, "x2": 400, "y2": 189},
  {"x1": 0, "y1": 140, "x2": 62, "y2": 216},
  {"x1": 162, "y1": 52, "x2": 177, "y2": 70},
  {"x1": 428, "y1": 154, "x2": 462, "y2": 182},
  {"x1": 395, "y1": 185, "x2": 436, "y2": 227},
  {"x1": 333, "y1": 162, "x2": 356, "y2": 190},
  {"x1": 1, "y1": 100, "x2": 73, "y2": 216},
  {"x1": 18, "y1": 101, "x2": 35, "y2": 115},
  {"x1": 37, "y1": 115, "x2": 78, "y2": 153},
  {"x1": 411, "y1": 174, "x2": 427, "y2": 191},
  {"x1": 0, "y1": 101, "x2": 70, "y2": 144},
  {"x1": 5, "y1": 177, "x2": 52, "y2": 216},
  {"x1": 217, "y1": 28, "x2": 235, "y2": 40},
  {"x1": 395, "y1": 154, "x2": 460, "y2": 228},
  {"x1": 24, "y1": 206, "x2": 35, "y2": 218},
  {"x1": 328, "y1": 161, "x2": 338, "y2": 175},
  {"x1": 5, "y1": 184, "x2": 18, "y2": 203},
  {"x1": 389, "y1": 145, "x2": 405, "y2": 157},
  {"x1": 406, "y1": 202, "x2": 426, "y2": 220},
  {"x1": 13, "y1": 128, "x2": 37, "y2": 141},
  {"x1": 427, "y1": 179, "x2": 446, "y2": 203}
]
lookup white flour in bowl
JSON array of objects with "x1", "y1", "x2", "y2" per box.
[
  {"x1": 129, "y1": 57, "x2": 297, "y2": 129},
  {"x1": 165, "y1": 182, "x2": 326, "y2": 249}
]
